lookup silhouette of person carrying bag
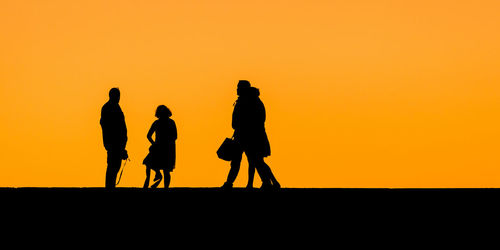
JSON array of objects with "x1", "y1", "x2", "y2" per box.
[
  {"x1": 143, "y1": 105, "x2": 177, "y2": 189},
  {"x1": 100, "y1": 88, "x2": 129, "y2": 188},
  {"x1": 221, "y1": 80, "x2": 280, "y2": 189}
]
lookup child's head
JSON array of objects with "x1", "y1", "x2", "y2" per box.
[{"x1": 155, "y1": 105, "x2": 172, "y2": 119}]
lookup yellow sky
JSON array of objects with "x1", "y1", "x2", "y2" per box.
[{"x1": 1, "y1": 0, "x2": 499, "y2": 187}]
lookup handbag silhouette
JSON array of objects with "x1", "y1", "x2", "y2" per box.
[{"x1": 217, "y1": 137, "x2": 239, "y2": 161}]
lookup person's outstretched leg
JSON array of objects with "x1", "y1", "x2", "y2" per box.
[
  {"x1": 154, "y1": 169, "x2": 162, "y2": 181},
  {"x1": 247, "y1": 153, "x2": 272, "y2": 189},
  {"x1": 151, "y1": 170, "x2": 163, "y2": 188},
  {"x1": 222, "y1": 149, "x2": 243, "y2": 189},
  {"x1": 263, "y1": 161, "x2": 280, "y2": 188}
]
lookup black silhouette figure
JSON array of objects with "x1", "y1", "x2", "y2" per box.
[
  {"x1": 100, "y1": 88, "x2": 128, "y2": 188},
  {"x1": 143, "y1": 105, "x2": 177, "y2": 189},
  {"x1": 222, "y1": 80, "x2": 280, "y2": 189}
]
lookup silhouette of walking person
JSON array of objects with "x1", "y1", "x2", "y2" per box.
[
  {"x1": 100, "y1": 88, "x2": 128, "y2": 188},
  {"x1": 143, "y1": 105, "x2": 177, "y2": 189},
  {"x1": 222, "y1": 80, "x2": 280, "y2": 189}
]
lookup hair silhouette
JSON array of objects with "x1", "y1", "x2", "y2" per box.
[{"x1": 155, "y1": 105, "x2": 172, "y2": 118}]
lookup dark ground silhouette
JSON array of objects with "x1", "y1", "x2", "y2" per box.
[
  {"x1": 1, "y1": 187, "x2": 496, "y2": 239},
  {"x1": 3, "y1": 187, "x2": 498, "y2": 210}
]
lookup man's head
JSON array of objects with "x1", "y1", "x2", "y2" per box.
[
  {"x1": 109, "y1": 88, "x2": 120, "y2": 103},
  {"x1": 237, "y1": 80, "x2": 251, "y2": 96}
]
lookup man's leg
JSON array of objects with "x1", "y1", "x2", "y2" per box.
[
  {"x1": 247, "y1": 162, "x2": 255, "y2": 188},
  {"x1": 222, "y1": 148, "x2": 243, "y2": 188},
  {"x1": 105, "y1": 151, "x2": 122, "y2": 188}
]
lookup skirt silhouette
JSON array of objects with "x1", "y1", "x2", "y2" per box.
[
  {"x1": 143, "y1": 142, "x2": 176, "y2": 172},
  {"x1": 236, "y1": 129, "x2": 271, "y2": 158}
]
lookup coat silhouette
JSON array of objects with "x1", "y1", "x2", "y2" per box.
[{"x1": 232, "y1": 86, "x2": 271, "y2": 158}]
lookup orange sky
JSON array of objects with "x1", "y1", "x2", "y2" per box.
[{"x1": 1, "y1": 0, "x2": 499, "y2": 187}]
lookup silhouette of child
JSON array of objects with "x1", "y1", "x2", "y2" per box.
[{"x1": 142, "y1": 105, "x2": 177, "y2": 189}]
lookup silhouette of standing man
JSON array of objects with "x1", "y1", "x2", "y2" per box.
[{"x1": 100, "y1": 88, "x2": 128, "y2": 188}]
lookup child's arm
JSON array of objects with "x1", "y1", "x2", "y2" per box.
[{"x1": 147, "y1": 121, "x2": 156, "y2": 145}]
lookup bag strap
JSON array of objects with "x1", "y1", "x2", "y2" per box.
[{"x1": 116, "y1": 158, "x2": 130, "y2": 186}]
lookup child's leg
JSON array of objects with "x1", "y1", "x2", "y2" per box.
[
  {"x1": 154, "y1": 169, "x2": 162, "y2": 181},
  {"x1": 151, "y1": 170, "x2": 163, "y2": 188},
  {"x1": 143, "y1": 167, "x2": 151, "y2": 188},
  {"x1": 164, "y1": 171, "x2": 171, "y2": 189}
]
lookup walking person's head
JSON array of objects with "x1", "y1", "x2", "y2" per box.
[
  {"x1": 109, "y1": 88, "x2": 120, "y2": 104},
  {"x1": 237, "y1": 80, "x2": 251, "y2": 96},
  {"x1": 248, "y1": 86, "x2": 260, "y2": 97},
  {"x1": 155, "y1": 105, "x2": 172, "y2": 119}
]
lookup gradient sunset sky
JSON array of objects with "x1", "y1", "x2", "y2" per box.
[{"x1": 1, "y1": 0, "x2": 499, "y2": 187}]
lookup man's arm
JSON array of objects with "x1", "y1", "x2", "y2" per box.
[
  {"x1": 122, "y1": 117, "x2": 128, "y2": 148},
  {"x1": 100, "y1": 105, "x2": 110, "y2": 150},
  {"x1": 147, "y1": 121, "x2": 156, "y2": 145},
  {"x1": 232, "y1": 101, "x2": 240, "y2": 130}
]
